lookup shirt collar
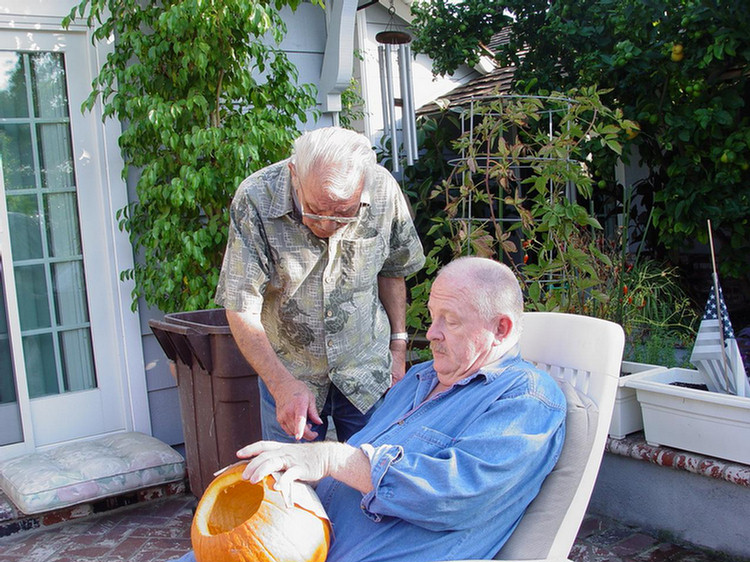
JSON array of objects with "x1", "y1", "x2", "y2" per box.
[
  {"x1": 416, "y1": 344, "x2": 523, "y2": 385},
  {"x1": 268, "y1": 159, "x2": 295, "y2": 219}
]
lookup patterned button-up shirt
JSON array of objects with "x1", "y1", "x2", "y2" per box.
[{"x1": 215, "y1": 159, "x2": 425, "y2": 413}]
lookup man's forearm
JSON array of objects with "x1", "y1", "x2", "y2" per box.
[
  {"x1": 227, "y1": 309, "x2": 320, "y2": 440},
  {"x1": 326, "y1": 442, "x2": 374, "y2": 494},
  {"x1": 377, "y1": 275, "x2": 407, "y2": 334},
  {"x1": 378, "y1": 275, "x2": 409, "y2": 383},
  {"x1": 226, "y1": 309, "x2": 296, "y2": 393}
]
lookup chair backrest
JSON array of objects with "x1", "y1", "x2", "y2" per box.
[{"x1": 495, "y1": 312, "x2": 624, "y2": 561}]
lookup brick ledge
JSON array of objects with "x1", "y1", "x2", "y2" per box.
[{"x1": 606, "y1": 433, "x2": 750, "y2": 487}]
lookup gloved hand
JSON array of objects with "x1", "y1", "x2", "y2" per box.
[{"x1": 236, "y1": 440, "x2": 374, "y2": 498}]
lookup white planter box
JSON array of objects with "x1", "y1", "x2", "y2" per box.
[
  {"x1": 609, "y1": 361, "x2": 667, "y2": 439},
  {"x1": 624, "y1": 367, "x2": 750, "y2": 464}
]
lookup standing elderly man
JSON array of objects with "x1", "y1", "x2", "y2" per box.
[
  {"x1": 215, "y1": 127, "x2": 425, "y2": 443},
  {"x1": 174, "y1": 257, "x2": 566, "y2": 562}
]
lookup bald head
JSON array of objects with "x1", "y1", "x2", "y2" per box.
[{"x1": 437, "y1": 257, "x2": 523, "y2": 340}]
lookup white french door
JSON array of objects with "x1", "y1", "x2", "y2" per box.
[{"x1": 0, "y1": 24, "x2": 140, "y2": 459}]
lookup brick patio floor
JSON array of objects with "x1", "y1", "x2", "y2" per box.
[
  {"x1": 0, "y1": 495, "x2": 194, "y2": 562},
  {"x1": 0, "y1": 493, "x2": 748, "y2": 562}
]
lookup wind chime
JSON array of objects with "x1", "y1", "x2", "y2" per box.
[{"x1": 376, "y1": 1, "x2": 418, "y2": 173}]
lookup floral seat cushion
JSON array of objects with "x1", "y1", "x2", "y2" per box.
[{"x1": 0, "y1": 432, "x2": 185, "y2": 515}]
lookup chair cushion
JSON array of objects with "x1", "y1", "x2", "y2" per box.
[
  {"x1": 0, "y1": 432, "x2": 185, "y2": 515},
  {"x1": 495, "y1": 379, "x2": 598, "y2": 559}
]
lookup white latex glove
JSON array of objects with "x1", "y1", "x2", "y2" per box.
[
  {"x1": 239, "y1": 441, "x2": 329, "y2": 487},
  {"x1": 237, "y1": 440, "x2": 374, "y2": 496}
]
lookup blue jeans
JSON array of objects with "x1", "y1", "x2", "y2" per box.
[{"x1": 258, "y1": 378, "x2": 381, "y2": 442}]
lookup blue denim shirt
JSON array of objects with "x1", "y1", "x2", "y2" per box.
[{"x1": 315, "y1": 348, "x2": 566, "y2": 562}]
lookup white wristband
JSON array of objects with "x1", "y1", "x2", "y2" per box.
[{"x1": 390, "y1": 332, "x2": 409, "y2": 341}]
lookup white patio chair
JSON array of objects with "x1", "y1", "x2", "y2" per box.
[{"x1": 446, "y1": 311, "x2": 625, "y2": 562}]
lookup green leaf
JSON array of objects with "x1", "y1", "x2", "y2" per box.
[{"x1": 67, "y1": 0, "x2": 321, "y2": 312}]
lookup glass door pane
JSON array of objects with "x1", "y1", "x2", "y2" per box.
[
  {"x1": 0, "y1": 258, "x2": 23, "y2": 446},
  {"x1": 0, "y1": 50, "x2": 96, "y2": 399}
]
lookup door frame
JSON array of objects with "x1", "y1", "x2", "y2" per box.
[{"x1": 0, "y1": 6, "x2": 150, "y2": 460}]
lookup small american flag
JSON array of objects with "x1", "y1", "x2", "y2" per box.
[{"x1": 690, "y1": 281, "x2": 749, "y2": 396}]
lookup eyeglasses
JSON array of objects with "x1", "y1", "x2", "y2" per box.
[
  {"x1": 300, "y1": 208, "x2": 361, "y2": 224},
  {"x1": 296, "y1": 186, "x2": 362, "y2": 225}
]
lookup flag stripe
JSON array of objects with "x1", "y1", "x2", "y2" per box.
[{"x1": 689, "y1": 281, "x2": 749, "y2": 395}]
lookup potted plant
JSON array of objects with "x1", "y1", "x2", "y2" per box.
[
  {"x1": 611, "y1": 360, "x2": 665, "y2": 439},
  {"x1": 404, "y1": 90, "x2": 634, "y2": 340},
  {"x1": 596, "y1": 243, "x2": 699, "y2": 439},
  {"x1": 614, "y1": 324, "x2": 695, "y2": 440}
]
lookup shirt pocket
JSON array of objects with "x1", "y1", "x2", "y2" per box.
[
  {"x1": 404, "y1": 426, "x2": 455, "y2": 455},
  {"x1": 338, "y1": 237, "x2": 384, "y2": 291}
]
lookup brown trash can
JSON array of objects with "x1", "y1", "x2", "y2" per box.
[{"x1": 149, "y1": 309, "x2": 262, "y2": 498}]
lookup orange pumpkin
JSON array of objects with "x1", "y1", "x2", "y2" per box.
[{"x1": 191, "y1": 463, "x2": 331, "y2": 562}]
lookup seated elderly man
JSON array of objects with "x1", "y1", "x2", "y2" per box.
[{"x1": 176, "y1": 256, "x2": 566, "y2": 562}]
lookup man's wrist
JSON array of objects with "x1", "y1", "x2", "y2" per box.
[
  {"x1": 264, "y1": 369, "x2": 300, "y2": 397},
  {"x1": 325, "y1": 442, "x2": 374, "y2": 494},
  {"x1": 390, "y1": 332, "x2": 409, "y2": 342},
  {"x1": 389, "y1": 339, "x2": 408, "y2": 350}
]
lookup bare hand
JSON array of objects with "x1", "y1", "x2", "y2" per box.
[{"x1": 271, "y1": 378, "x2": 323, "y2": 440}]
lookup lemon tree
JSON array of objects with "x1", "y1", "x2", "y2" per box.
[{"x1": 412, "y1": 0, "x2": 750, "y2": 278}]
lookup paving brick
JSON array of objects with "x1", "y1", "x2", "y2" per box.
[
  {"x1": 578, "y1": 514, "x2": 608, "y2": 538},
  {"x1": 0, "y1": 494, "x2": 742, "y2": 562},
  {"x1": 611, "y1": 533, "x2": 661, "y2": 556}
]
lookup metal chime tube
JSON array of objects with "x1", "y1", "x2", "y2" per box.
[
  {"x1": 398, "y1": 44, "x2": 414, "y2": 166},
  {"x1": 377, "y1": 45, "x2": 391, "y2": 147},
  {"x1": 403, "y1": 43, "x2": 418, "y2": 159},
  {"x1": 383, "y1": 45, "x2": 399, "y2": 172}
]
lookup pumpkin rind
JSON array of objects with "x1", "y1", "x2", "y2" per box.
[{"x1": 191, "y1": 464, "x2": 331, "y2": 562}]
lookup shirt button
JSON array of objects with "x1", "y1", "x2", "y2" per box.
[
  {"x1": 326, "y1": 309, "x2": 333, "y2": 317},
  {"x1": 327, "y1": 340, "x2": 334, "y2": 348},
  {"x1": 397, "y1": 420, "x2": 405, "y2": 425}
]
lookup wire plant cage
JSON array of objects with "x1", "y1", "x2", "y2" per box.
[{"x1": 440, "y1": 94, "x2": 584, "y2": 271}]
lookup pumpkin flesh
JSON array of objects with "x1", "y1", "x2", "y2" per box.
[{"x1": 191, "y1": 464, "x2": 331, "y2": 562}]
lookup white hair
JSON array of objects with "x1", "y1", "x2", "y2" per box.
[
  {"x1": 437, "y1": 257, "x2": 524, "y2": 337},
  {"x1": 290, "y1": 127, "x2": 376, "y2": 200}
]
